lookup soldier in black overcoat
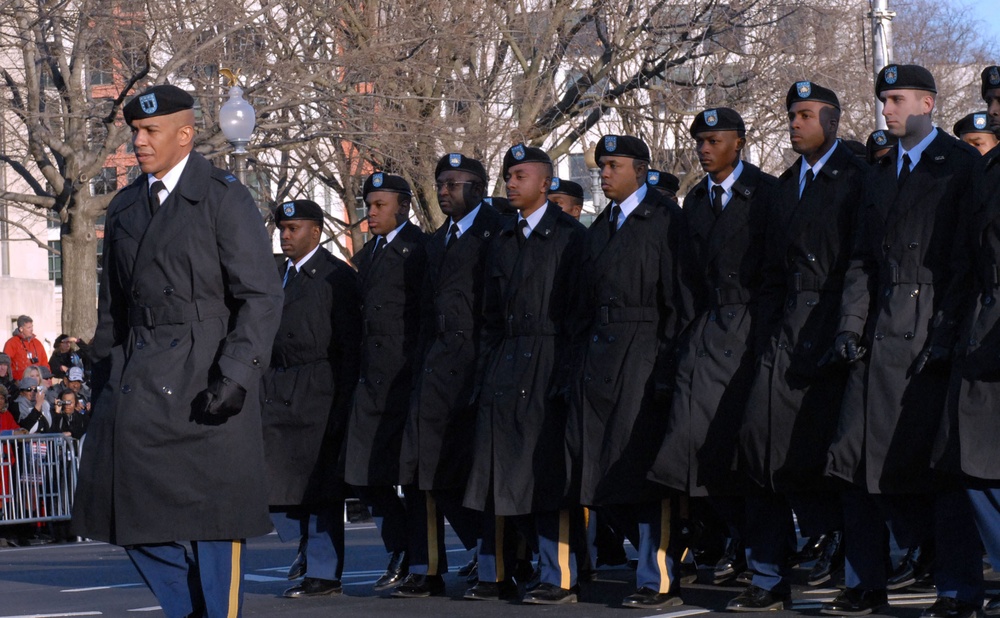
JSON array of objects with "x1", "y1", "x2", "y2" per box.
[
  {"x1": 262, "y1": 199, "x2": 361, "y2": 599},
  {"x1": 568, "y1": 134, "x2": 691, "y2": 609},
  {"x1": 820, "y1": 64, "x2": 984, "y2": 618},
  {"x1": 71, "y1": 85, "x2": 283, "y2": 617},
  {"x1": 462, "y1": 144, "x2": 588, "y2": 604},
  {"x1": 393, "y1": 154, "x2": 501, "y2": 598},
  {"x1": 728, "y1": 83, "x2": 865, "y2": 611},
  {"x1": 932, "y1": 65, "x2": 1000, "y2": 618},
  {"x1": 344, "y1": 173, "x2": 429, "y2": 592},
  {"x1": 648, "y1": 108, "x2": 775, "y2": 586}
]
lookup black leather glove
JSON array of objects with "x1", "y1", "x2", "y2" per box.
[
  {"x1": 911, "y1": 344, "x2": 950, "y2": 376},
  {"x1": 196, "y1": 376, "x2": 247, "y2": 418},
  {"x1": 818, "y1": 330, "x2": 866, "y2": 367}
]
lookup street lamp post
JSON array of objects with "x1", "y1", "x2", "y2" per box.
[
  {"x1": 583, "y1": 144, "x2": 605, "y2": 214},
  {"x1": 869, "y1": 0, "x2": 895, "y2": 130},
  {"x1": 219, "y1": 82, "x2": 256, "y2": 186}
]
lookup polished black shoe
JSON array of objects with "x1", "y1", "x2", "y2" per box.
[
  {"x1": 390, "y1": 573, "x2": 445, "y2": 598},
  {"x1": 287, "y1": 549, "x2": 307, "y2": 580},
  {"x1": 821, "y1": 588, "x2": 889, "y2": 616},
  {"x1": 920, "y1": 597, "x2": 980, "y2": 618},
  {"x1": 736, "y1": 570, "x2": 753, "y2": 586},
  {"x1": 283, "y1": 577, "x2": 342, "y2": 598},
  {"x1": 888, "y1": 545, "x2": 934, "y2": 590},
  {"x1": 808, "y1": 531, "x2": 845, "y2": 587},
  {"x1": 373, "y1": 550, "x2": 408, "y2": 591},
  {"x1": 457, "y1": 556, "x2": 478, "y2": 577},
  {"x1": 792, "y1": 534, "x2": 831, "y2": 566},
  {"x1": 727, "y1": 585, "x2": 790, "y2": 612},
  {"x1": 679, "y1": 562, "x2": 699, "y2": 584},
  {"x1": 714, "y1": 539, "x2": 747, "y2": 584},
  {"x1": 985, "y1": 595, "x2": 1000, "y2": 616},
  {"x1": 622, "y1": 587, "x2": 684, "y2": 609},
  {"x1": 523, "y1": 582, "x2": 579, "y2": 605},
  {"x1": 463, "y1": 580, "x2": 518, "y2": 601}
]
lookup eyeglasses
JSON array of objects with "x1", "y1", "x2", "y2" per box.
[{"x1": 435, "y1": 181, "x2": 474, "y2": 191}]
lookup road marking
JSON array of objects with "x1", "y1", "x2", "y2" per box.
[
  {"x1": 661, "y1": 609, "x2": 710, "y2": 618},
  {"x1": 0, "y1": 613, "x2": 103, "y2": 618},
  {"x1": 62, "y1": 584, "x2": 143, "y2": 593},
  {"x1": 126, "y1": 608, "x2": 161, "y2": 613}
]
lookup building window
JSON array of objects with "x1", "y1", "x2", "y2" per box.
[
  {"x1": 92, "y1": 167, "x2": 117, "y2": 195},
  {"x1": 568, "y1": 153, "x2": 593, "y2": 201},
  {"x1": 48, "y1": 240, "x2": 62, "y2": 286},
  {"x1": 88, "y1": 40, "x2": 114, "y2": 86}
]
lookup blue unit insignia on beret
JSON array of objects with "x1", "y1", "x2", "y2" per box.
[
  {"x1": 140, "y1": 93, "x2": 158, "y2": 114},
  {"x1": 704, "y1": 110, "x2": 718, "y2": 126},
  {"x1": 283, "y1": 202, "x2": 295, "y2": 216},
  {"x1": 605, "y1": 135, "x2": 617, "y2": 152},
  {"x1": 449, "y1": 153, "x2": 462, "y2": 167},
  {"x1": 647, "y1": 171, "x2": 660, "y2": 185},
  {"x1": 991, "y1": 67, "x2": 1000, "y2": 85},
  {"x1": 885, "y1": 66, "x2": 897, "y2": 85},
  {"x1": 796, "y1": 81, "x2": 812, "y2": 98},
  {"x1": 372, "y1": 173, "x2": 384, "y2": 187},
  {"x1": 874, "y1": 131, "x2": 887, "y2": 146},
  {"x1": 975, "y1": 113, "x2": 988, "y2": 130},
  {"x1": 512, "y1": 144, "x2": 525, "y2": 160},
  {"x1": 550, "y1": 178, "x2": 560, "y2": 190}
]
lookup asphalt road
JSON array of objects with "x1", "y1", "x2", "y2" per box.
[{"x1": 0, "y1": 522, "x2": 994, "y2": 617}]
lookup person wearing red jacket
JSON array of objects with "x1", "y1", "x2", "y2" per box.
[{"x1": 2, "y1": 316, "x2": 49, "y2": 381}]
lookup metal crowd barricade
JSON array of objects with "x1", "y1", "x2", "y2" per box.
[{"x1": 0, "y1": 434, "x2": 82, "y2": 525}]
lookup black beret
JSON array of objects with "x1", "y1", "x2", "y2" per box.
[
  {"x1": 865, "y1": 130, "x2": 898, "y2": 163},
  {"x1": 548, "y1": 178, "x2": 584, "y2": 200},
  {"x1": 875, "y1": 64, "x2": 937, "y2": 101},
  {"x1": 435, "y1": 153, "x2": 488, "y2": 184},
  {"x1": 502, "y1": 144, "x2": 551, "y2": 177},
  {"x1": 690, "y1": 107, "x2": 746, "y2": 136},
  {"x1": 363, "y1": 173, "x2": 411, "y2": 199},
  {"x1": 953, "y1": 112, "x2": 993, "y2": 137},
  {"x1": 595, "y1": 135, "x2": 650, "y2": 162},
  {"x1": 274, "y1": 199, "x2": 324, "y2": 223},
  {"x1": 646, "y1": 170, "x2": 680, "y2": 194},
  {"x1": 785, "y1": 81, "x2": 841, "y2": 111},
  {"x1": 123, "y1": 85, "x2": 195, "y2": 125},
  {"x1": 982, "y1": 66, "x2": 1000, "y2": 100}
]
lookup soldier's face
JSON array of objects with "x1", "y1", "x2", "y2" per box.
[
  {"x1": 788, "y1": 101, "x2": 835, "y2": 157},
  {"x1": 694, "y1": 131, "x2": 744, "y2": 177},
  {"x1": 881, "y1": 89, "x2": 934, "y2": 138},
  {"x1": 598, "y1": 156, "x2": 643, "y2": 203},
  {"x1": 278, "y1": 220, "x2": 321, "y2": 263},
  {"x1": 962, "y1": 132, "x2": 1000, "y2": 156},
  {"x1": 504, "y1": 162, "x2": 550, "y2": 211},
  {"x1": 365, "y1": 191, "x2": 408, "y2": 236},
  {"x1": 549, "y1": 193, "x2": 582, "y2": 219},
  {"x1": 130, "y1": 111, "x2": 195, "y2": 179},
  {"x1": 985, "y1": 88, "x2": 1000, "y2": 130},
  {"x1": 436, "y1": 170, "x2": 481, "y2": 220}
]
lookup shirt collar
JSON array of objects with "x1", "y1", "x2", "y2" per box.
[
  {"x1": 518, "y1": 202, "x2": 549, "y2": 237},
  {"x1": 287, "y1": 244, "x2": 321, "y2": 272},
  {"x1": 898, "y1": 127, "x2": 938, "y2": 173},
  {"x1": 616, "y1": 183, "x2": 648, "y2": 221},
  {"x1": 147, "y1": 153, "x2": 191, "y2": 197},
  {"x1": 709, "y1": 160, "x2": 744, "y2": 198},
  {"x1": 384, "y1": 220, "x2": 408, "y2": 245},
  {"x1": 450, "y1": 203, "x2": 482, "y2": 237},
  {"x1": 799, "y1": 141, "x2": 839, "y2": 184}
]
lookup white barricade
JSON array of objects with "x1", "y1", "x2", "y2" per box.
[{"x1": 0, "y1": 434, "x2": 81, "y2": 525}]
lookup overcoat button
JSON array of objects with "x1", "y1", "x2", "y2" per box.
[
  {"x1": 593, "y1": 335, "x2": 599, "y2": 342},
  {"x1": 252, "y1": 358, "x2": 260, "y2": 366},
  {"x1": 727, "y1": 311, "x2": 736, "y2": 319},
  {"x1": 121, "y1": 385, "x2": 132, "y2": 394},
  {"x1": 910, "y1": 289, "x2": 919, "y2": 297},
  {"x1": 697, "y1": 350, "x2": 707, "y2": 357},
  {"x1": 875, "y1": 332, "x2": 885, "y2": 341},
  {"x1": 520, "y1": 389, "x2": 527, "y2": 398},
  {"x1": 284, "y1": 401, "x2": 291, "y2": 406},
  {"x1": 162, "y1": 386, "x2": 173, "y2": 395},
  {"x1": 132, "y1": 289, "x2": 140, "y2": 299},
  {"x1": 523, "y1": 352, "x2": 532, "y2": 358},
  {"x1": 425, "y1": 367, "x2": 433, "y2": 373},
  {"x1": 449, "y1": 369, "x2": 457, "y2": 375},
  {"x1": 724, "y1": 349, "x2": 732, "y2": 357},
  {"x1": 904, "y1": 332, "x2": 914, "y2": 340},
  {"x1": 495, "y1": 391, "x2": 503, "y2": 397},
  {"x1": 777, "y1": 343, "x2": 787, "y2": 350},
  {"x1": 506, "y1": 354, "x2": 514, "y2": 360},
  {"x1": 806, "y1": 253, "x2": 816, "y2": 262},
  {"x1": 608, "y1": 336, "x2": 616, "y2": 343},
  {"x1": 170, "y1": 339, "x2": 179, "y2": 347},
  {"x1": 358, "y1": 377, "x2": 366, "y2": 384},
  {"x1": 806, "y1": 299, "x2": 818, "y2": 307},
  {"x1": 604, "y1": 377, "x2": 612, "y2": 383},
  {"x1": 287, "y1": 332, "x2": 294, "y2": 338},
  {"x1": 985, "y1": 296, "x2": 995, "y2": 306},
  {"x1": 163, "y1": 286, "x2": 174, "y2": 295},
  {"x1": 908, "y1": 242, "x2": 919, "y2": 249},
  {"x1": 136, "y1": 340, "x2": 145, "y2": 349},
  {"x1": 375, "y1": 379, "x2": 383, "y2": 385},
  {"x1": 970, "y1": 338, "x2": 979, "y2": 347},
  {"x1": 803, "y1": 341, "x2": 813, "y2": 350},
  {"x1": 265, "y1": 398, "x2": 273, "y2": 404}
]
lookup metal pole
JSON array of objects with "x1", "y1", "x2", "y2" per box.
[
  {"x1": 869, "y1": 0, "x2": 896, "y2": 130},
  {"x1": 232, "y1": 152, "x2": 247, "y2": 187}
]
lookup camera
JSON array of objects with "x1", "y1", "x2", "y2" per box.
[{"x1": 57, "y1": 400, "x2": 72, "y2": 406}]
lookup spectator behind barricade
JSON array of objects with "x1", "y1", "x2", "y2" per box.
[
  {"x1": 14, "y1": 377, "x2": 51, "y2": 433},
  {"x1": 2, "y1": 316, "x2": 49, "y2": 381},
  {"x1": 0, "y1": 385, "x2": 25, "y2": 435},
  {"x1": 64, "y1": 367, "x2": 91, "y2": 413},
  {"x1": 49, "y1": 335, "x2": 89, "y2": 381},
  {"x1": 0, "y1": 354, "x2": 15, "y2": 396},
  {"x1": 36, "y1": 366, "x2": 59, "y2": 407},
  {"x1": 50, "y1": 389, "x2": 88, "y2": 440}
]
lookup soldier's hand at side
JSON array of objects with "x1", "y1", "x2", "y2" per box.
[
  {"x1": 819, "y1": 331, "x2": 866, "y2": 367},
  {"x1": 197, "y1": 376, "x2": 246, "y2": 418},
  {"x1": 911, "y1": 344, "x2": 950, "y2": 376}
]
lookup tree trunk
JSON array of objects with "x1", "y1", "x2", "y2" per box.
[{"x1": 61, "y1": 210, "x2": 99, "y2": 341}]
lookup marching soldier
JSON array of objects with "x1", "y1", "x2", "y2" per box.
[
  {"x1": 866, "y1": 129, "x2": 899, "y2": 165},
  {"x1": 822, "y1": 64, "x2": 983, "y2": 618},
  {"x1": 729, "y1": 82, "x2": 866, "y2": 611},
  {"x1": 344, "y1": 173, "x2": 429, "y2": 592},
  {"x1": 263, "y1": 199, "x2": 361, "y2": 598},
  {"x1": 548, "y1": 178, "x2": 585, "y2": 220},
  {"x1": 646, "y1": 170, "x2": 681, "y2": 204},
  {"x1": 394, "y1": 154, "x2": 502, "y2": 597},
  {"x1": 953, "y1": 111, "x2": 999, "y2": 156},
  {"x1": 569, "y1": 134, "x2": 691, "y2": 609}
]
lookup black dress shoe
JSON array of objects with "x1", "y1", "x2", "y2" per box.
[
  {"x1": 390, "y1": 573, "x2": 445, "y2": 598},
  {"x1": 463, "y1": 580, "x2": 518, "y2": 601},
  {"x1": 679, "y1": 562, "x2": 698, "y2": 584},
  {"x1": 622, "y1": 586, "x2": 684, "y2": 609},
  {"x1": 373, "y1": 551, "x2": 408, "y2": 591},
  {"x1": 457, "y1": 556, "x2": 478, "y2": 577},
  {"x1": 714, "y1": 539, "x2": 747, "y2": 584},
  {"x1": 726, "y1": 585, "x2": 790, "y2": 612},
  {"x1": 523, "y1": 582, "x2": 579, "y2": 604},
  {"x1": 920, "y1": 597, "x2": 980, "y2": 618},
  {"x1": 821, "y1": 588, "x2": 889, "y2": 616},
  {"x1": 984, "y1": 595, "x2": 1000, "y2": 616},
  {"x1": 287, "y1": 548, "x2": 307, "y2": 580},
  {"x1": 736, "y1": 570, "x2": 753, "y2": 586},
  {"x1": 512, "y1": 559, "x2": 536, "y2": 585},
  {"x1": 888, "y1": 545, "x2": 934, "y2": 590},
  {"x1": 792, "y1": 534, "x2": 830, "y2": 566},
  {"x1": 808, "y1": 531, "x2": 845, "y2": 586},
  {"x1": 283, "y1": 577, "x2": 342, "y2": 598}
]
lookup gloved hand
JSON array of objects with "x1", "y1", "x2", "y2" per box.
[
  {"x1": 818, "y1": 330, "x2": 867, "y2": 367},
  {"x1": 196, "y1": 375, "x2": 246, "y2": 418},
  {"x1": 911, "y1": 344, "x2": 950, "y2": 376}
]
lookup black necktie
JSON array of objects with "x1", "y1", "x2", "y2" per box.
[
  {"x1": 149, "y1": 180, "x2": 166, "y2": 216},
  {"x1": 283, "y1": 262, "x2": 297, "y2": 288},
  {"x1": 711, "y1": 185, "x2": 725, "y2": 217},
  {"x1": 898, "y1": 153, "x2": 912, "y2": 188},
  {"x1": 371, "y1": 236, "x2": 384, "y2": 260},
  {"x1": 609, "y1": 205, "x2": 621, "y2": 236},
  {"x1": 446, "y1": 223, "x2": 460, "y2": 249},
  {"x1": 801, "y1": 169, "x2": 814, "y2": 201},
  {"x1": 517, "y1": 219, "x2": 529, "y2": 248}
]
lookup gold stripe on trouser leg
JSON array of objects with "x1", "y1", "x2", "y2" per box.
[
  {"x1": 495, "y1": 516, "x2": 506, "y2": 582},
  {"x1": 427, "y1": 492, "x2": 439, "y2": 576},
  {"x1": 657, "y1": 499, "x2": 672, "y2": 594},
  {"x1": 681, "y1": 547, "x2": 691, "y2": 562},
  {"x1": 583, "y1": 507, "x2": 590, "y2": 528},
  {"x1": 558, "y1": 509, "x2": 571, "y2": 590},
  {"x1": 228, "y1": 540, "x2": 241, "y2": 618}
]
